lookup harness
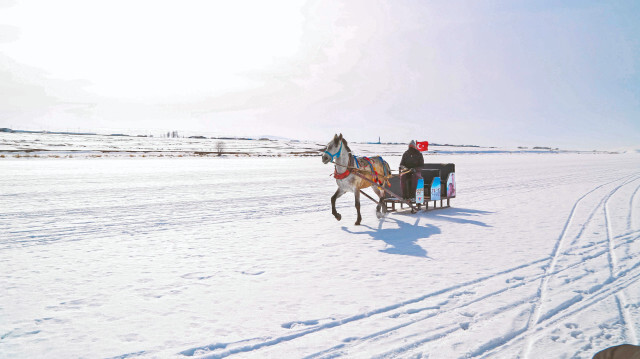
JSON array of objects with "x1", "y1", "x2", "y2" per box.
[
  {"x1": 328, "y1": 143, "x2": 389, "y2": 186},
  {"x1": 334, "y1": 167, "x2": 351, "y2": 179},
  {"x1": 363, "y1": 157, "x2": 383, "y2": 186},
  {"x1": 352, "y1": 155, "x2": 388, "y2": 186},
  {"x1": 327, "y1": 142, "x2": 351, "y2": 179}
]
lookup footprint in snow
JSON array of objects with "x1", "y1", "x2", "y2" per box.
[
  {"x1": 1, "y1": 329, "x2": 41, "y2": 339},
  {"x1": 449, "y1": 290, "x2": 474, "y2": 298},
  {"x1": 281, "y1": 319, "x2": 320, "y2": 329},
  {"x1": 570, "y1": 330, "x2": 583, "y2": 338},
  {"x1": 506, "y1": 276, "x2": 524, "y2": 283},
  {"x1": 388, "y1": 306, "x2": 440, "y2": 318},
  {"x1": 180, "y1": 272, "x2": 214, "y2": 280},
  {"x1": 240, "y1": 270, "x2": 265, "y2": 276}
]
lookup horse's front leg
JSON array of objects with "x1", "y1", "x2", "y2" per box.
[
  {"x1": 331, "y1": 188, "x2": 346, "y2": 221},
  {"x1": 372, "y1": 186, "x2": 387, "y2": 219},
  {"x1": 354, "y1": 190, "x2": 362, "y2": 225}
]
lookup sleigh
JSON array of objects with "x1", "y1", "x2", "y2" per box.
[
  {"x1": 323, "y1": 134, "x2": 454, "y2": 223},
  {"x1": 357, "y1": 163, "x2": 456, "y2": 214}
]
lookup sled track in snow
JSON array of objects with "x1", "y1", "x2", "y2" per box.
[
  {"x1": 178, "y1": 256, "x2": 551, "y2": 359},
  {"x1": 520, "y1": 174, "x2": 640, "y2": 358},
  {"x1": 179, "y1": 238, "x2": 640, "y2": 358},
  {"x1": 519, "y1": 176, "x2": 625, "y2": 358},
  {"x1": 629, "y1": 183, "x2": 640, "y2": 237},
  {"x1": 482, "y1": 174, "x2": 640, "y2": 358},
  {"x1": 176, "y1": 174, "x2": 640, "y2": 358},
  {"x1": 604, "y1": 178, "x2": 638, "y2": 345},
  {"x1": 364, "y1": 174, "x2": 640, "y2": 359},
  {"x1": 0, "y1": 192, "x2": 333, "y2": 249}
]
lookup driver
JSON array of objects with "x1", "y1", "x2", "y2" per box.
[{"x1": 399, "y1": 140, "x2": 424, "y2": 199}]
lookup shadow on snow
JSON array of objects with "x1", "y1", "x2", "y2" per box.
[
  {"x1": 341, "y1": 207, "x2": 492, "y2": 258},
  {"x1": 418, "y1": 207, "x2": 493, "y2": 227},
  {"x1": 342, "y1": 217, "x2": 437, "y2": 258}
]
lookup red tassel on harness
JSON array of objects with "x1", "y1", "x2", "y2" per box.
[{"x1": 334, "y1": 168, "x2": 351, "y2": 179}]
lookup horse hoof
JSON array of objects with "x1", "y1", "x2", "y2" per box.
[
  {"x1": 376, "y1": 211, "x2": 384, "y2": 219},
  {"x1": 334, "y1": 213, "x2": 342, "y2": 221},
  {"x1": 355, "y1": 221, "x2": 361, "y2": 225}
]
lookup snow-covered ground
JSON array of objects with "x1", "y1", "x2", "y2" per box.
[{"x1": 1, "y1": 146, "x2": 639, "y2": 358}]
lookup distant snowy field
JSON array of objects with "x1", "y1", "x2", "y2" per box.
[
  {"x1": 0, "y1": 131, "x2": 623, "y2": 159},
  {"x1": 1, "y1": 135, "x2": 639, "y2": 358}
]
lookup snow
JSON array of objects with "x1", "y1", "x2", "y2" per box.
[
  {"x1": 0, "y1": 131, "x2": 618, "y2": 159},
  {"x1": 1, "y1": 142, "x2": 639, "y2": 358}
]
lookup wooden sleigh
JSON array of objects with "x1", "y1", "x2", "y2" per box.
[{"x1": 356, "y1": 163, "x2": 456, "y2": 214}]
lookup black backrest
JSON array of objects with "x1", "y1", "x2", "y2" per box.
[
  {"x1": 384, "y1": 176, "x2": 402, "y2": 199},
  {"x1": 383, "y1": 163, "x2": 455, "y2": 200},
  {"x1": 421, "y1": 163, "x2": 455, "y2": 197}
]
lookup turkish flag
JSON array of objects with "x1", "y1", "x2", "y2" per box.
[{"x1": 416, "y1": 141, "x2": 429, "y2": 152}]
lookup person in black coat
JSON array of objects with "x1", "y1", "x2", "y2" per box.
[{"x1": 399, "y1": 140, "x2": 424, "y2": 199}]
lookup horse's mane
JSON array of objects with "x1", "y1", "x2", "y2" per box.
[{"x1": 343, "y1": 138, "x2": 351, "y2": 153}]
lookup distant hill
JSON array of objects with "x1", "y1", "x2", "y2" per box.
[{"x1": 257, "y1": 135, "x2": 293, "y2": 141}]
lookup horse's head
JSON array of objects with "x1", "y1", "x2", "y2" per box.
[{"x1": 322, "y1": 133, "x2": 343, "y2": 164}]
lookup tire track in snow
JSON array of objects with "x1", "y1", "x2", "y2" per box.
[
  {"x1": 0, "y1": 193, "x2": 333, "y2": 249},
  {"x1": 178, "y1": 176, "x2": 640, "y2": 359},
  {"x1": 308, "y1": 232, "x2": 639, "y2": 359},
  {"x1": 182, "y1": 231, "x2": 638, "y2": 359},
  {"x1": 481, "y1": 175, "x2": 640, "y2": 358},
  {"x1": 602, "y1": 177, "x2": 640, "y2": 275},
  {"x1": 604, "y1": 177, "x2": 639, "y2": 344},
  {"x1": 324, "y1": 234, "x2": 640, "y2": 359},
  {"x1": 479, "y1": 257, "x2": 640, "y2": 359},
  {"x1": 176, "y1": 257, "x2": 551, "y2": 358},
  {"x1": 520, "y1": 175, "x2": 636, "y2": 359},
  {"x1": 630, "y1": 181, "x2": 640, "y2": 232}
]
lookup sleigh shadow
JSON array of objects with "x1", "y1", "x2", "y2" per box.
[
  {"x1": 424, "y1": 207, "x2": 493, "y2": 227},
  {"x1": 394, "y1": 207, "x2": 492, "y2": 228},
  {"x1": 342, "y1": 217, "x2": 439, "y2": 258}
]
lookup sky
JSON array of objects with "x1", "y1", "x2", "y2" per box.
[{"x1": 0, "y1": 0, "x2": 638, "y2": 150}]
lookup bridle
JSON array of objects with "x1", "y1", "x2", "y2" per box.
[{"x1": 324, "y1": 141, "x2": 343, "y2": 162}]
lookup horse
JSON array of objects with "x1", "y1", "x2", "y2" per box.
[{"x1": 321, "y1": 133, "x2": 391, "y2": 225}]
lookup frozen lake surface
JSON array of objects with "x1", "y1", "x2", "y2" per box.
[
  {"x1": 1, "y1": 150, "x2": 639, "y2": 358},
  {"x1": 1, "y1": 131, "x2": 612, "y2": 159}
]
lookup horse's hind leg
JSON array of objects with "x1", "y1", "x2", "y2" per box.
[
  {"x1": 331, "y1": 188, "x2": 346, "y2": 221},
  {"x1": 355, "y1": 190, "x2": 362, "y2": 225}
]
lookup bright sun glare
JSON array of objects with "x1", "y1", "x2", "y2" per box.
[{"x1": 0, "y1": 0, "x2": 306, "y2": 99}]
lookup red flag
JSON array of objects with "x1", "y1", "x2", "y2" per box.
[{"x1": 416, "y1": 141, "x2": 429, "y2": 152}]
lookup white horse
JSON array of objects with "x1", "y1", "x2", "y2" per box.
[{"x1": 321, "y1": 134, "x2": 390, "y2": 225}]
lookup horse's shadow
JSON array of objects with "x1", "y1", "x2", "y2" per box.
[
  {"x1": 341, "y1": 207, "x2": 493, "y2": 258},
  {"x1": 342, "y1": 217, "x2": 439, "y2": 258}
]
